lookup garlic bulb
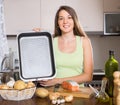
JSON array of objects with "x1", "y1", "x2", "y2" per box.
[
  {"x1": 65, "y1": 95, "x2": 73, "y2": 102},
  {"x1": 6, "y1": 77, "x2": 15, "y2": 88}
]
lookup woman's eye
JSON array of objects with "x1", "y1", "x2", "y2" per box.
[
  {"x1": 68, "y1": 16, "x2": 72, "y2": 19},
  {"x1": 58, "y1": 16, "x2": 72, "y2": 21},
  {"x1": 58, "y1": 17, "x2": 63, "y2": 20}
]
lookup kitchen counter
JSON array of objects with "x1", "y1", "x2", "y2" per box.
[{"x1": 0, "y1": 95, "x2": 112, "y2": 105}]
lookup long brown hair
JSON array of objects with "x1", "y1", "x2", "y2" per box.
[{"x1": 53, "y1": 5, "x2": 87, "y2": 38}]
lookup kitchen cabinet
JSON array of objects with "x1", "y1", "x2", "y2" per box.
[
  {"x1": 3, "y1": 0, "x2": 41, "y2": 35},
  {"x1": 40, "y1": 0, "x2": 64, "y2": 33},
  {"x1": 104, "y1": 0, "x2": 120, "y2": 12},
  {"x1": 41, "y1": 0, "x2": 103, "y2": 33},
  {"x1": 4, "y1": 0, "x2": 103, "y2": 35}
]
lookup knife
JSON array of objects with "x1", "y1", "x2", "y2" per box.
[{"x1": 54, "y1": 84, "x2": 60, "y2": 92}]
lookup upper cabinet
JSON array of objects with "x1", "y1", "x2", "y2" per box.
[
  {"x1": 104, "y1": 0, "x2": 120, "y2": 12},
  {"x1": 4, "y1": 0, "x2": 41, "y2": 35},
  {"x1": 4, "y1": 0, "x2": 103, "y2": 35},
  {"x1": 41, "y1": 0, "x2": 103, "y2": 33}
]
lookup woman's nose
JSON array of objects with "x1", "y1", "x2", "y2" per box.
[{"x1": 63, "y1": 18, "x2": 68, "y2": 23}]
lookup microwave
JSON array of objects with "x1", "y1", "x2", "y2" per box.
[{"x1": 104, "y1": 13, "x2": 120, "y2": 35}]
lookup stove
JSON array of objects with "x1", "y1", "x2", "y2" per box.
[{"x1": 85, "y1": 69, "x2": 105, "y2": 88}]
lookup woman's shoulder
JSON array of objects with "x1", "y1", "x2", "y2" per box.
[
  {"x1": 53, "y1": 37, "x2": 58, "y2": 41},
  {"x1": 53, "y1": 37, "x2": 59, "y2": 44},
  {"x1": 53, "y1": 36, "x2": 58, "y2": 39},
  {"x1": 76, "y1": 36, "x2": 90, "y2": 42},
  {"x1": 81, "y1": 36, "x2": 92, "y2": 48},
  {"x1": 81, "y1": 36, "x2": 90, "y2": 42}
]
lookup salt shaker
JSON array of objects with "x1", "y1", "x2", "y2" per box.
[
  {"x1": 116, "y1": 82, "x2": 120, "y2": 105},
  {"x1": 113, "y1": 71, "x2": 120, "y2": 105}
]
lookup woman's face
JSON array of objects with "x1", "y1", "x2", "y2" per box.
[{"x1": 58, "y1": 10, "x2": 74, "y2": 34}]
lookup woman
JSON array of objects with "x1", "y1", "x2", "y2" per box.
[{"x1": 39, "y1": 5, "x2": 93, "y2": 87}]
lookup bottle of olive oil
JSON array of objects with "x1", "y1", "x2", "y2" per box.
[{"x1": 105, "y1": 50, "x2": 119, "y2": 97}]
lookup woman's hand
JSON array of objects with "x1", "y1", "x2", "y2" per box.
[
  {"x1": 32, "y1": 28, "x2": 41, "y2": 32},
  {"x1": 39, "y1": 78, "x2": 61, "y2": 87}
]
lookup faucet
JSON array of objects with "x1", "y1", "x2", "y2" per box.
[
  {"x1": 1, "y1": 54, "x2": 9, "y2": 71},
  {"x1": 0, "y1": 54, "x2": 14, "y2": 83}
]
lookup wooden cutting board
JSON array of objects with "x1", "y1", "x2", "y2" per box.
[{"x1": 47, "y1": 86, "x2": 94, "y2": 98}]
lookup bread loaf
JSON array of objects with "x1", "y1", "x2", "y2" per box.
[{"x1": 14, "y1": 80, "x2": 27, "y2": 90}]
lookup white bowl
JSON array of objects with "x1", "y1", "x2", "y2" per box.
[{"x1": 0, "y1": 87, "x2": 36, "y2": 101}]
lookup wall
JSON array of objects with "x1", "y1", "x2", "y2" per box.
[
  {"x1": 90, "y1": 35, "x2": 120, "y2": 70},
  {"x1": 7, "y1": 35, "x2": 120, "y2": 71}
]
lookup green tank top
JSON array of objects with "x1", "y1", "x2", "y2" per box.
[{"x1": 53, "y1": 36, "x2": 84, "y2": 86}]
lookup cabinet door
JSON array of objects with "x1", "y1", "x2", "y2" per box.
[
  {"x1": 64, "y1": 0, "x2": 103, "y2": 31},
  {"x1": 40, "y1": 0, "x2": 103, "y2": 33},
  {"x1": 104, "y1": 0, "x2": 120, "y2": 12},
  {"x1": 4, "y1": 0, "x2": 41, "y2": 35},
  {"x1": 40, "y1": 0, "x2": 64, "y2": 33}
]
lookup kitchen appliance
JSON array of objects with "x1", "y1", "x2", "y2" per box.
[
  {"x1": 17, "y1": 32, "x2": 56, "y2": 81},
  {"x1": 85, "y1": 69, "x2": 105, "y2": 88},
  {"x1": 104, "y1": 13, "x2": 120, "y2": 35}
]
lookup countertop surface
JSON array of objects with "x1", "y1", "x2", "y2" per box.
[{"x1": 0, "y1": 95, "x2": 112, "y2": 105}]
